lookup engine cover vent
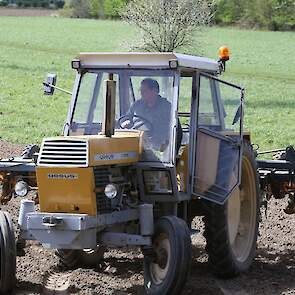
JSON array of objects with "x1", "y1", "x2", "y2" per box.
[
  {"x1": 38, "y1": 138, "x2": 88, "y2": 167},
  {"x1": 93, "y1": 167, "x2": 112, "y2": 214}
]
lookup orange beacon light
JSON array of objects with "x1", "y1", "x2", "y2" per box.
[
  {"x1": 219, "y1": 46, "x2": 230, "y2": 61},
  {"x1": 218, "y1": 46, "x2": 230, "y2": 72}
]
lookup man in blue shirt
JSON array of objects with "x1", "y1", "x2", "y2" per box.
[{"x1": 128, "y1": 78, "x2": 171, "y2": 150}]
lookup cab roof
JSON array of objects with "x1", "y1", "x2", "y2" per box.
[{"x1": 77, "y1": 52, "x2": 219, "y2": 72}]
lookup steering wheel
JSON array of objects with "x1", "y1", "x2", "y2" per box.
[{"x1": 118, "y1": 114, "x2": 153, "y2": 133}]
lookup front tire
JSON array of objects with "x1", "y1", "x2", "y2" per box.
[
  {"x1": 204, "y1": 142, "x2": 260, "y2": 278},
  {"x1": 0, "y1": 211, "x2": 16, "y2": 295},
  {"x1": 144, "y1": 216, "x2": 191, "y2": 295}
]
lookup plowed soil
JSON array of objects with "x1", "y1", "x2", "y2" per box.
[{"x1": 1, "y1": 140, "x2": 295, "y2": 295}]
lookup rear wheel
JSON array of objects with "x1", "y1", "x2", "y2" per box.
[
  {"x1": 204, "y1": 142, "x2": 260, "y2": 278},
  {"x1": 0, "y1": 211, "x2": 16, "y2": 295},
  {"x1": 56, "y1": 246, "x2": 105, "y2": 269},
  {"x1": 144, "y1": 216, "x2": 191, "y2": 295}
]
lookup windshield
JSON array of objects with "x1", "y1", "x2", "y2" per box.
[{"x1": 70, "y1": 70, "x2": 176, "y2": 163}]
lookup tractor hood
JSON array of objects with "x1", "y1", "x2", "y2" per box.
[{"x1": 37, "y1": 130, "x2": 143, "y2": 168}]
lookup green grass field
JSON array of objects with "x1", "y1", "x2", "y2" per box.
[{"x1": 0, "y1": 16, "x2": 295, "y2": 152}]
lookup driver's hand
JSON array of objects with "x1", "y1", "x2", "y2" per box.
[
  {"x1": 121, "y1": 119, "x2": 133, "y2": 129},
  {"x1": 159, "y1": 141, "x2": 169, "y2": 152},
  {"x1": 151, "y1": 140, "x2": 169, "y2": 152},
  {"x1": 143, "y1": 133, "x2": 153, "y2": 149}
]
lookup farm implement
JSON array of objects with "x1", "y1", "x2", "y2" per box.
[
  {"x1": 258, "y1": 146, "x2": 295, "y2": 214},
  {"x1": 0, "y1": 49, "x2": 260, "y2": 295}
]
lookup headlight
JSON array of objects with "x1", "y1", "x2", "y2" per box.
[
  {"x1": 104, "y1": 184, "x2": 118, "y2": 199},
  {"x1": 143, "y1": 170, "x2": 172, "y2": 194},
  {"x1": 15, "y1": 181, "x2": 29, "y2": 197}
]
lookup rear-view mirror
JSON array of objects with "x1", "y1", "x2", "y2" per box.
[{"x1": 43, "y1": 73, "x2": 57, "y2": 95}]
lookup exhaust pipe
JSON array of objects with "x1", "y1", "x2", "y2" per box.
[{"x1": 102, "y1": 73, "x2": 116, "y2": 137}]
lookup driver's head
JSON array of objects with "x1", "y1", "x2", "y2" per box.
[{"x1": 140, "y1": 78, "x2": 160, "y2": 107}]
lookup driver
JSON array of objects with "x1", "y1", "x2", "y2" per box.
[{"x1": 127, "y1": 78, "x2": 171, "y2": 150}]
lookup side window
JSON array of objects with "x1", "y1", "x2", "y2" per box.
[
  {"x1": 179, "y1": 77, "x2": 192, "y2": 115},
  {"x1": 178, "y1": 76, "x2": 193, "y2": 144},
  {"x1": 217, "y1": 81, "x2": 242, "y2": 132},
  {"x1": 73, "y1": 73, "x2": 98, "y2": 124},
  {"x1": 198, "y1": 75, "x2": 221, "y2": 128},
  {"x1": 198, "y1": 74, "x2": 242, "y2": 133}
]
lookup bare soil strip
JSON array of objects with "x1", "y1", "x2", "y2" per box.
[{"x1": 0, "y1": 8, "x2": 55, "y2": 17}]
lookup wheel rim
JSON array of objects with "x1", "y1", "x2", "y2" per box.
[
  {"x1": 149, "y1": 233, "x2": 171, "y2": 285},
  {"x1": 227, "y1": 155, "x2": 257, "y2": 262}
]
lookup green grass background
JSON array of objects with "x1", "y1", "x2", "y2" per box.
[{"x1": 0, "y1": 17, "x2": 295, "y2": 152}]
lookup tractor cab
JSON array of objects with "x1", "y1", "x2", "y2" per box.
[{"x1": 60, "y1": 52, "x2": 244, "y2": 205}]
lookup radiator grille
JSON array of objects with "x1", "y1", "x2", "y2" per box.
[
  {"x1": 94, "y1": 167, "x2": 112, "y2": 214},
  {"x1": 38, "y1": 139, "x2": 88, "y2": 167}
]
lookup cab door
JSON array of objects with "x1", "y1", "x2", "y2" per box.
[{"x1": 191, "y1": 73, "x2": 244, "y2": 205}]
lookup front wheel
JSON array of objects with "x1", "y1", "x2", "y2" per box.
[
  {"x1": 144, "y1": 216, "x2": 191, "y2": 295},
  {"x1": 0, "y1": 211, "x2": 16, "y2": 295},
  {"x1": 204, "y1": 142, "x2": 260, "y2": 278}
]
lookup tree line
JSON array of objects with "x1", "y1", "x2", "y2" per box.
[
  {"x1": 215, "y1": 0, "x2": 295, "y2": 31},
  {"x1": 64, "y1": 0, "x2": 295, "y2": 30},
  {"x1": 1, "y1": 0, "x2": 294, "y2": 30}
]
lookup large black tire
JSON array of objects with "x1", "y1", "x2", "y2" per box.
[
  {"x1": 0, "y1": 211, "x2": 16, "y2": 295},
  {"x1": 56, "y1": 246, "x2": 105, "y2": 269},
  {"x1": 144, "y1": 216, "x2": 191, "y2": 295},
  {"x1": 203, "y1": 142, "x2": 260, "y2": 278}
]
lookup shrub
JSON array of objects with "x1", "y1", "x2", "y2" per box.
[
  {"x1": 0, "y1": 0, "x2": 8, "y2": 6},
  {"x1": 40, "y1": 0, "x2": 49, "y2": 7},
  {"x1": 23, "y1": 0, "x2": 31, "y2": 7},
  {"x1": 122, "y1": 0, "x2": 214, "y2": 52},
  {"x1": 16, "y1": 0, "x2": 23, "y2": 7},
  {"x1": 55, "y1": 0, "x2": 65, "y2": 8},
  {"x1": 65, "y1": 0, "x2": 91, "y2": 18},
  {"x1": 89, "y1": 0, "x2": 101, "y2": 18},
  {"x1": 14, "y1": 0, "x2": 64, "y2": 8},
  {"x1": 103, "y1": 0, "x2": 126, "y2": 18},
  {"x1": 214, "y1": 0, "x2": 295, "y2": 30},
  {"x1": 31, "y1": 0, "x2": 39, "y2": 7}
]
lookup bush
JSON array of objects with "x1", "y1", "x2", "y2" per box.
[
  {"x1": 103, "y1": 0, "x2": 126, "y2": 18},
  {"x1": 88, "y1": 0, "x2": 100, "y2": 18},
  {"x1": 55, "y1": 0, "x2": 65, "y2": 8},
  {"x1": 61, "y1": 0, "x2": 126, "y2": 18},
  {"x1": 14, "y1": 0, "x2": 64, "y2": 8},
  {"x1": 214, "y1": 0, "x2": 295, "y2": 30},
  {"x1": 214, "y1": 0, "x2": 246, "y2": 24},
  {"x1": 40, "y1": 0, "x2": 49, "y2": 7},
  {"x1": 63, "y1": 0, "x2": 91, "y2": 18},
  {"x1": 23, "y1": 0, "x2": 31, "y2": 7},
  {"x1": 122, "y1": 0, "x2": 214, "y2": 52},
  {"x1": 0, "y1": 0, "x2": 8, "y2": 6},
  {"x1": 31, "y1": 0, "x2": 39, "y2": 7}
]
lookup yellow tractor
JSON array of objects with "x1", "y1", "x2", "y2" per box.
[{"x1": 0, "y1": 50, "x2": 260, "y2": 295}]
